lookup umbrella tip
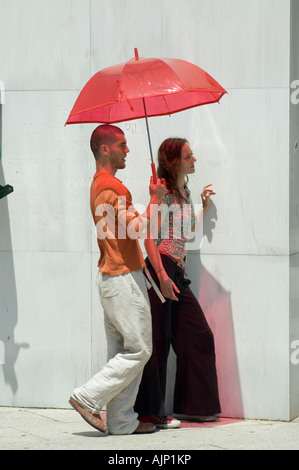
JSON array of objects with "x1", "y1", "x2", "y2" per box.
[{"x1": 134, "y1": 48, "x2": 139, "y2": 60}]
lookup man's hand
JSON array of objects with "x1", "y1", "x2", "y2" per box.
[{"x1": 149, "y1": 177, "x2": 166, "y2": 201}]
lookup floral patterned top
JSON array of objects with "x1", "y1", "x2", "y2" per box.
[{"x1": 156, "y1": 187, "x2": 195, "y2": 265}]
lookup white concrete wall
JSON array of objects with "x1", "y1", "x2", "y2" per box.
[
  {"x1": 289, "y1": 0, "x2": 299, "y2": 420},
  {"x1": 0, "y1": 0, "x2": 298, "y2": 420}
]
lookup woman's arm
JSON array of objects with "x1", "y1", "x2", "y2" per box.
[
  {"x1": 144, "y1": 236, "x2": 180, "y2": 301},
  {"x1": 201, "y1": 184, "x2": 216, "y2": 215},
  {"x1": 194, "y1": 184, "x2": 216, "y2": 229}
]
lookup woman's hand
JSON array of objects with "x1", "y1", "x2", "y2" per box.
[
  {"x1": 158, "y1": 270, "x2": 180, "y2": 301},
  {"x1": 201, "y1": 184, "x2": 216, "y2": 211}
]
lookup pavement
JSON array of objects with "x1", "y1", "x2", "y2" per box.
[{"x1": 1, "y1": 406, "x2": 299, "y2": 452}]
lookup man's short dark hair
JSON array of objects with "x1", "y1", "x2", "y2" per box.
[{"x1": 90, "y1": 125, "x2": 124, "y2": 160}]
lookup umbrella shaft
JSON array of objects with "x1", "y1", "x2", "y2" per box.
[{"x1": 142, "y1": 98, "x2": 154, "y2": 164}]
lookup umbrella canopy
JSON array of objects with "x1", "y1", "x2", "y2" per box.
[
  {"x1": 66, "y1": 48, "x2": 226, "y2": 125},
  {"x1": 66, "y1": 49, "x2": 227, "y2": 180}
]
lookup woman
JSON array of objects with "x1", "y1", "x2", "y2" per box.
[{"x1": 135, "y1": 137, "x2": 221, "y2": 429}]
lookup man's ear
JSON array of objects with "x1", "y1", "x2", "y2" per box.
[{"x1": 100, "y1": 143, "x2": 110, "y2": 156}]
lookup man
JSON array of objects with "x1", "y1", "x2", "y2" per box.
[{"x1": 69, "y1": 124, "x2": 166, "y2": 435}]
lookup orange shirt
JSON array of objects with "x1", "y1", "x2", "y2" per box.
[{"x1": 90, "y1": 172, "x2": 146, "y2": 276}]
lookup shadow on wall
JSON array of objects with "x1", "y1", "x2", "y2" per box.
[
  {"x1": 165, "y1": 201, "x2": 244, "y2": 419},
  {"x1": 0, "y1": 104, "x2": 28, "y2": 400}
]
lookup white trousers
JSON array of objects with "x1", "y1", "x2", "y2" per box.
[{"x1": 72, "y1": 269, "x2": 152, "y2": 435}]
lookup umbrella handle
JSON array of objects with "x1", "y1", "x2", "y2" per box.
[{"x1": 151, "y1": 162, "x2": 157, "y2": 184}]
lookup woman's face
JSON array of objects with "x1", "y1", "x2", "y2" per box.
[{"x1": 176, "y1": 143, "x2": 196, "y2": 176}]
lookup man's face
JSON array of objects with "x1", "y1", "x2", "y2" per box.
[{"x1": 108, "y1": 133, "x2": 130, "y2": 172}]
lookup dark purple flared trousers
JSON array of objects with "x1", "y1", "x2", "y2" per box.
[{"x1": 135, "y1": 254, "x2": 221, "y2": 417}]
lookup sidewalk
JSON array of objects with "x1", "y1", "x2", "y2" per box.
[{"x1": 1, "y1": 406, "x2": 299, "y2": 451}]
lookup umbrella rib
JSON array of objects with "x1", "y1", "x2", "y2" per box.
[{"x1": 162, "y1": 95, "x2": 171, "y2": 116}]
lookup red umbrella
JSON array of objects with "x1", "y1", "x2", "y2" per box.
[{"x1": 66, "y1": 48, "x2": 227, "y2": 181}]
